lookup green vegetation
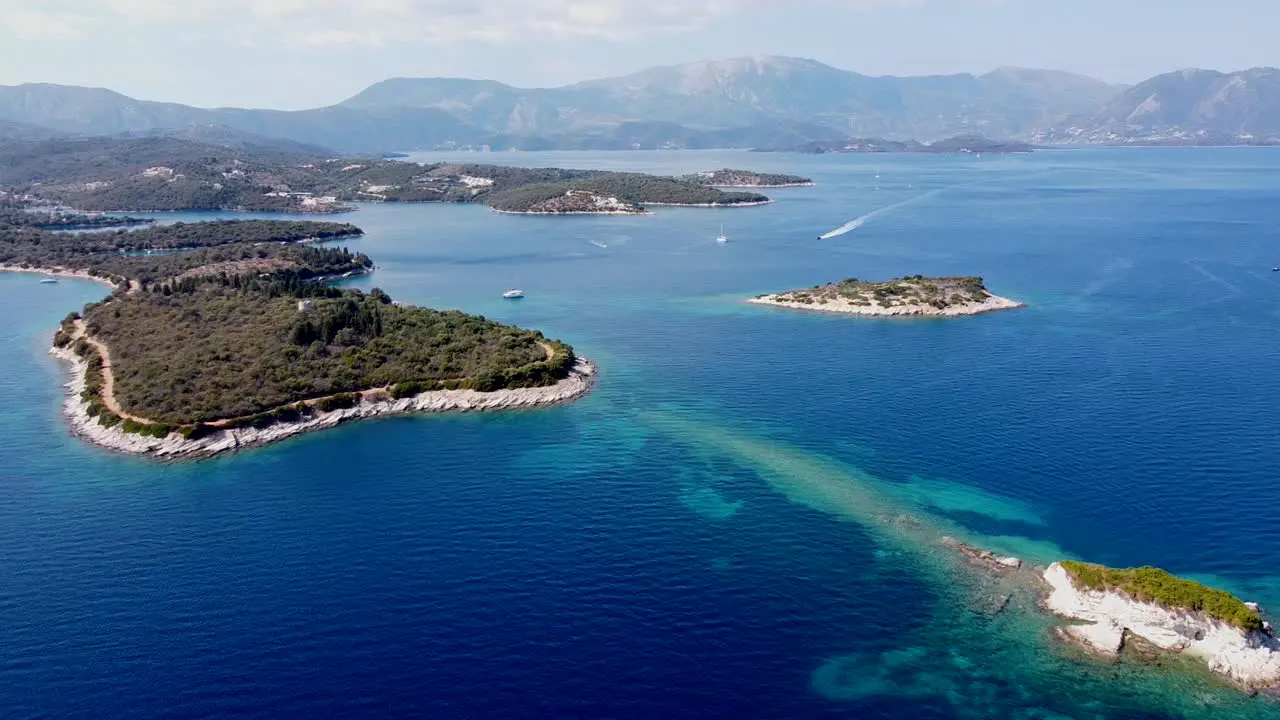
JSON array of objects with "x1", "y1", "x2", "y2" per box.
[
  {"x1": 0, "y1": 207, "x2": 153, "y2": 230},
  {"x1": 679, "y1": 169, "x2": 812, "y2": 187},
  {"x1": 0, "y1": 219, "x2": 367, "y2": 285},
  {"x1": 772, "y1": 275, "x2": 993, "y2": 309},
  {"x1": 486, "y1": 172, "x2": 765, "y2": 212},
  {"x1": 1060, "y1": 561, "x2": 1264, "y2": 631},
  {"x1": 85, "y1": 279, "x2": 569, "y2": 424},
  {"x1": 487, "y1": 183, "x2": 585, "y2": 213},
  {"x1": 569, "y1": 172, "x2": 767, "y2": 205}
]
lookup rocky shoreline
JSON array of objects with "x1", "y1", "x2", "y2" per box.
[
  {"x1": 489, "y1": 207, "x2": 651, "y2": 216},
  {"x1": 1041, "y1": 562, "x2": 1280, "y2": 692},
  {"x1": 707, "y1": 182, "x2": 815, "y2": 189},
  {"x1": 747, "y1": 293, "x2": 1025, "y2": 317},
  {"x1": 646, "y1": 200, "x2": 774, "y2": 208},
  {"x1": 50, "y1": 345, "x2": 597, "y2": 460}
]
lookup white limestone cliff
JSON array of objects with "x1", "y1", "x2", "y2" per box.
[{"x1": 1042, "y1": 562, "x2": 1280, "y2": 691}]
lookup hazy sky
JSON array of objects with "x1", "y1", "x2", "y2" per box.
[{"x1": 0, "y1": 0, "x2": 1274, "y2": 109}]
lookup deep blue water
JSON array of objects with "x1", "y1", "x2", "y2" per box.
[{"x1": 3, "y1": 149, "x2": 1280, "y2": 718}]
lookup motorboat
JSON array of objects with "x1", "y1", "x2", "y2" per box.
[{"x1": 503, "y1": 289, "x2": 525, "y2": 299}]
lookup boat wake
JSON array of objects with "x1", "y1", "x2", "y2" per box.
[{"x1": 818, "y1": 187, "x2": 948, "y2": 239}]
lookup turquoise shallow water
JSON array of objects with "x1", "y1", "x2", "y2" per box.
[{"x1": 3, "y1": 149, "x2": 1280, "y2": 718}]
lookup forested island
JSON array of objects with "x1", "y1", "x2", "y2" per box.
[
  {"x1": 2, "y1": 215, "x2": 592, "y2": 458},
  {"x1": 0, "y1": 137, "x2": 773, "y2": 216},
  {"x1": 680, "y1": 169, "x2": 814, "y2": 188},
  {"x1": 753, "y1": 134, "x2": 1035, "y2": 155},
  {"x1": 749, "y1": 275, "x2": 1024, "y2": 317}
]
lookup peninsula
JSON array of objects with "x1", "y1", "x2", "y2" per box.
[
  {"x1": 1042, "y1": 561, "x2": 1280, "y2": 692},
  {"x1": 1, "y1": 137, "x2": 772, "y2": 216},
  {"x1": 752, "y1": 134, "x2": 1035, "y2": 155},
  {"x1": 3, "y1": 217, "x2": 593, "y2": 459},
  {"x1": 749, "y1": 275, "x2": 1024, "y2": 317},
  {"x1": 680, "y1": 169, "x2": 814, "y2": 188}
]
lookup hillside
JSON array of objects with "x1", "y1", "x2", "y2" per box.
[
  {"x1": 1041, "y1": 67, "x2": 1280, "y2": 144},
  {"x1": 343, "y1": 57, "x2": 1117, "y2": 142}
]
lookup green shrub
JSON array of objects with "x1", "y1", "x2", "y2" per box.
[
  {"x1": 1060, "y1": 561, "x2": 1263, "y2": 631},
  {"x1": 181, "y1": 423, "x2": 214, "y2": 440},
  {"x1": 315, "y1": 393, "x2": 360, "y2": 412}
]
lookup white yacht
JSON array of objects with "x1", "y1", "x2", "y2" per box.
[
  {"x1": 502, "y1": 289, "x2": 525, "y2": 299},
  {"x1": 39, "y1": 277, "x2": 59, "y2": 284},
  {"x1": 715, "y1": 224, "x2": 728, "y2": 244}
]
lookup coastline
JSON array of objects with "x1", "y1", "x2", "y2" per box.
[
  {"x1": 0, "y1": 264, "x2": 121, "y2": 289},
  {"x1": 747, "y1": 293, "x2": 1025, "y2": 317},
  {"x1": 50, "y1": 344, "x2": 597, "y2": 460},
  {"x1": 646, "y1": 200, "x2": 775, "y2": 208},
  {"x1": 489, "y1": 207, "x2": 651, "y2": 216},
  {"x1": 72, "y1": 205, "x2": 357, "y2": 215},
  {"x1": 708, "y1": 182, "x2": 814, "y2": 189}
]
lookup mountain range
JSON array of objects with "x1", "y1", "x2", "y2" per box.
[{"x1": 1, "y1": 57, "x2": 1277, "y2": 153}]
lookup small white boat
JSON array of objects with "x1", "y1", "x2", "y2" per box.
[
  {"x1": 715, "y1": 224, "x2": 728, "y2": 244},
  {"x1": 502, "y1": 289, "x2": 525, "y2": 299},
  {"x1": 39, "y1": 277, "x2": 59, "y2": 284}
]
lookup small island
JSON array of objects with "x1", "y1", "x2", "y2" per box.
[
  {"x1": 1042, "y1": 561, "x2": 1280, "y2": 692},
  {"x1": 680, "y1": 169, "x2": 814, "y2": 188},
  {"x1": 2, "y1": 217, "x2": 593, "y2": 459},
  {"x1": 749, "y1": 275, "x2": 1024, "y2": 317}
]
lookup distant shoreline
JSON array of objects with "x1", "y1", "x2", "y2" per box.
[
  {"x1": 489, "y1": 207, "x2": 651, "y2": 216},
  {"x1": 646, "y1": 200, "x2": 774, "y2": 208},
  {"x1": 708, "y1": 182, "x2": 814, "y2": 189}
]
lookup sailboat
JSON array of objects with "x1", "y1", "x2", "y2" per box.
[{"x1": 715, "y1": 224, "x2": 728, "y2": 244}]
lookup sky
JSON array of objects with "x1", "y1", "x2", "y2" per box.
[{"x1": 0, "y1": 0, "x2": 1275, "y2": 109}]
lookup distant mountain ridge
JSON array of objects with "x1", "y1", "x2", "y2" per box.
[
  {"x1": 0, "y1": 58, "x2": 1277, "y2": 151},
  {"x1": 342, "y1": 56, "x2": 1118, "y2": 140},
  {"x1": 1039, "y1": 67, "x2": 1280, "y2": 144}
]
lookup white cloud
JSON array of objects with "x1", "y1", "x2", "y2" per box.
[
  {"x1": 4, "y1": 8, "x2": 92, "y2": 40},
  {"x1": 0, "y1": 0, "x2": 989, "y2": 46}
]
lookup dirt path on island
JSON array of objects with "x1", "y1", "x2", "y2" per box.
[{"x1": 69, "y1": 320, "x2": 153, "y2": 425}]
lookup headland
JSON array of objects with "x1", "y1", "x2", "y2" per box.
[{"x1": 2, "y1": 216, "x2": 594, "y2": 460}]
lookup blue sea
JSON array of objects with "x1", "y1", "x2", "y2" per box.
[{"x1": 3, "y1": 149, "x2": 1280, "y2": 719}]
